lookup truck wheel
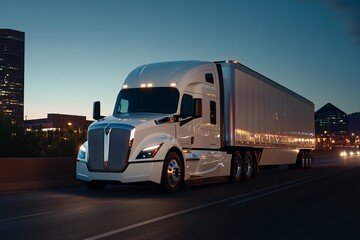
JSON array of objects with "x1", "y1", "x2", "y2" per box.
[
  {"x1": 230, "y1": 151, "x2": 243, "y2": 183},
  {"x1": 297, "y1": 150, "x2": 306, "y2": 170},
  {"x1": 242, "y1": 151, "x2": 253, "y2": 181},
  {"x1": 85, "y1": 181, "x2": 105, "y2": 190},
  {"x1": 305, "y1": 151, "x2": 309, "y2": 168},
  {"x1": 307, "y1": 151, "x2": 312, "y2": 169},
  {"x1": 161, "y1": 151, "x2": 183, "y2": 193}
]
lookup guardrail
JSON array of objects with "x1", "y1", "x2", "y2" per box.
[{"x1": 0, "y1": 158, "x2": 79, "y2": 192}]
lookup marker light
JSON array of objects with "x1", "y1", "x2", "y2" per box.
[
  {"x1": 170, "y1": 82, "x2": 177, "y2": 87},
  {"x1": 122, "y1": 84, "x2": 128, "y2": 89},
  {"x1": 141, "y1": 84, "x2": 146, "y2": 88},
  {"x1": 147, "y1": 83, "x2": 153, "y2": 87}
]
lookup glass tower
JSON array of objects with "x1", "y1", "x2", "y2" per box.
[{"x1": 0, "y1": 29, "x2": 25, "y2": 124}]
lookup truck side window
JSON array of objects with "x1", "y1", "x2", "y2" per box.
[
  {"x1": 210, "y1": 101, "x2": 216, "y2": 125},
  {"x1": 205, "y1": 73, "x2": 214, "y2": 84},
  {"x1": 180, "y1": 94, "x2": 193, "y2": 117}
]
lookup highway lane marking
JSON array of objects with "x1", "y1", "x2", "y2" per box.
[
  {"x1": 83, "y1": 167, "x2": 350, "y2": 240},
  {"x1": 0, "y1": 211, "x2": 56, "y2": 222},
  {"x1": 227, "y1": 167, "x2": 350, "y2": 206}
]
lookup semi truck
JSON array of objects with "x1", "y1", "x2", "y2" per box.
[{"x1": 76, "y1": 60, "x2": 315, "y2": 192}]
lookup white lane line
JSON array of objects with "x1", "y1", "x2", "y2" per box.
[
  {"x1": 227, "y1": 167, "x2": 349, "y2": 206},
  {"x1": 0, "y1": 211, "x2": 56, "y2": 222},
  {"x1": 83, "y1": 167, "x2": 350, "y2": 240}
]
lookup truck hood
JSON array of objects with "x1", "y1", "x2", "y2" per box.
[{"x1": 89, "y1": 113, "x2": 171, "y2": 130}]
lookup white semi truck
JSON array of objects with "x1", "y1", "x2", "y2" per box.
[{"x1": 76, "y1": 60, "x2": 315, "y2": 192}]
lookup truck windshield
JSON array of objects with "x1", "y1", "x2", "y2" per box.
[{"x1": 114, "y1": 87, "x2": 180, "y2": 114}]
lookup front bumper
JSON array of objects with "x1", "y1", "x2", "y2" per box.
[{"x1": 76, "y1": 161, "x2": 163, "y2": 184}]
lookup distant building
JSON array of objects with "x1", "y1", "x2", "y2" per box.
[
  {"x1": 348, "y1": 112, "x2": 360, "y2": 135},
  {"x1": 24, "y1": 113, "x2": 93, "y2": 133},
  {"x1": 0, "y1": 29, "x2": 25, "y2": 124},
  {"x1": 315, "y1": 103, "x2": 348, "y2": 135},
  {"x1": 315, "y1": 103, "x2": 349, "y2": 148}
]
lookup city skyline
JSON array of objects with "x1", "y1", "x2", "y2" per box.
[{"x1": 1, "y1": 0, "x2": 360, "y2": 120}]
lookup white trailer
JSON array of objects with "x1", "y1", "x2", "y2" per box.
[{"x1": 76, "y1": 60, "x2": 315, "y2": 192}]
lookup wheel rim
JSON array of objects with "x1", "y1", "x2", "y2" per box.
[
  {"x1": 167, "y1": 159, "x2": 181, "y2": 188},
  {"x1": 234, "y1": 156, "x2": 241, "y2": 178},
  {"x1": 301, "y1": 152, "x2": 306, "y2": 169},
  {"x1": 245, "y1": 155, "x2": 252, "y2": 178}
]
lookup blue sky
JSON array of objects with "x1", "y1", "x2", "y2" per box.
[{"x1": 2, "y1": 0, "x2": 360, "y2": 119}]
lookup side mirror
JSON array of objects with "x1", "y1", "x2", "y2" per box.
[
  {"x1": 193, "y1": 98, "x2": 202, "y2": 118},
  {"x1": 93, "y1": 101, "x2": 104, "y2": 120}
]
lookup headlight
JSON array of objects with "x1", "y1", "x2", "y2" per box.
[
  {"x1": 340, "y1": 151, "x2": 347, "y2": 157},
  {"x1": 136, "y1": 144, "x2": 163, "y2": 159},
  {"x1": 77, "y1": 145, "x2": 87, "y2": 162}
]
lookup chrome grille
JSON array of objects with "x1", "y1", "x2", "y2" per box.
[{"x1": 88, "y1": 124, "x2": 133, "y2": 172}]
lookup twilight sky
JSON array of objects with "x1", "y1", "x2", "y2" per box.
[{"x1": 1, "y1": 0, "x2": 360, "y2": 120}]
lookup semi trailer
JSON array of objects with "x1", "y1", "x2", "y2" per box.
[{"x1": 76, "y1": 60, "x2": 315, "y2": 192}]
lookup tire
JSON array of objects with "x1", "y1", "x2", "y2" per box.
[
  {"x1": 161, "y1": 151, "x2": 183, "y2": 193},
  {"x1": 305, "y1": 151, "x2": 309, "y2": 169},
  {"x1": 242, "y1": 151, "x2": 253, "y2": 181},
  {"x1": 307, "y1": 151, "x2": 312, "y2": 169},
  {"x1": 230, "y1": 151, "x2": 243, "y2": 183},
  {"x1": 85, "y1": 181, "x2": 105, "y2": 190},
  {"x1": 297, "y1": 150, "x2": 306, "y2": 170}
]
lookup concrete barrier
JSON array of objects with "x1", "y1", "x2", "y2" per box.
[{"x1": 0, "y1": 158, "x2": 80, "y2": 192}]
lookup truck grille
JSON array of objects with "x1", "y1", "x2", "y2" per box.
[{"x1": 87, "y1": 124, "x2": 133, "y2": 172}]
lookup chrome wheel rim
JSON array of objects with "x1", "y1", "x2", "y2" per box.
[
  {"x1": 234, "y1": 157, "x2": 241, "y2": 178},
  {"x1": 167, "y1": 159, "x2": 181, "y2": 187},
  {"x1": 245, "y1": 157, "x2": 252, "y2": 178}
]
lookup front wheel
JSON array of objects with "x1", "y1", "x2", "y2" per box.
[{"x1": 161, "y1": 151, "x2": 183, "y2": 193}]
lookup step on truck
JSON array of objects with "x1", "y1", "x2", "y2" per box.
[{"x1": 76, "y1": 60, "x2": 315, "y2": 192}]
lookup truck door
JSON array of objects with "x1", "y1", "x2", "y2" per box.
[
  {"x1": 176, "y1": 93, "x2": 195, "y2": 148},
  {"x1": 202, "y1": 85, "x2": 220, "y2": 148}
]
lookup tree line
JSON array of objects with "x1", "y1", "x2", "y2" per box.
[{"x1": 0, "y1": 115, "x2": 87, "y2": 158}]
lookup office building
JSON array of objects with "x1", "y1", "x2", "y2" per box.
[
  {"x1": 0, "y1": 29, "x2": 25, "y2": 124},
  {"x1": 315, "y1": 103, "x2": 348, "y2": 135},
  {"x1": 24, "y1": 113, "x2": 92, "y2": 133},
  {"x1": 315, "y1": 103, "x2": 349, "y2": 148}
]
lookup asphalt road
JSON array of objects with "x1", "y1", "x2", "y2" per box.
[{"x1": 1, "y1": 151, "x2": 360, "y2": 240}]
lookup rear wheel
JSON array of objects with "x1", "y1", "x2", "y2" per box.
[
  {"x1": 307, "y1": 151, "x2": 312, "y2": 168},
  {"x1": 297, "y1": 150, "x2": 306, "y2": 169},
  {"x1": 161, "y1": 151, "x2": 183, "y2": 193},
  {"x1": 230, "y1": 151, "x2": 243, "y2": 183},
  {"x1": 242, "y1": 151, "x2": 253, "y2": 181}
]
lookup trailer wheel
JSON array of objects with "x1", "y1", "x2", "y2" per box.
[
  {"x1": 161, "y1": 151, "x2": 183, "y2": 193},
  {"x1": 307, "y1": 151, "x2": 312, "y2": 169},
  {"x1": 297, "y1": 150, "x2": 306, "y2": 170},
  {"x1": 242, "y1": 151, "x2": 253, "y2": 181},
  {"x1": 230, "y1": 151, "x2": 243, "y2": 183}
]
